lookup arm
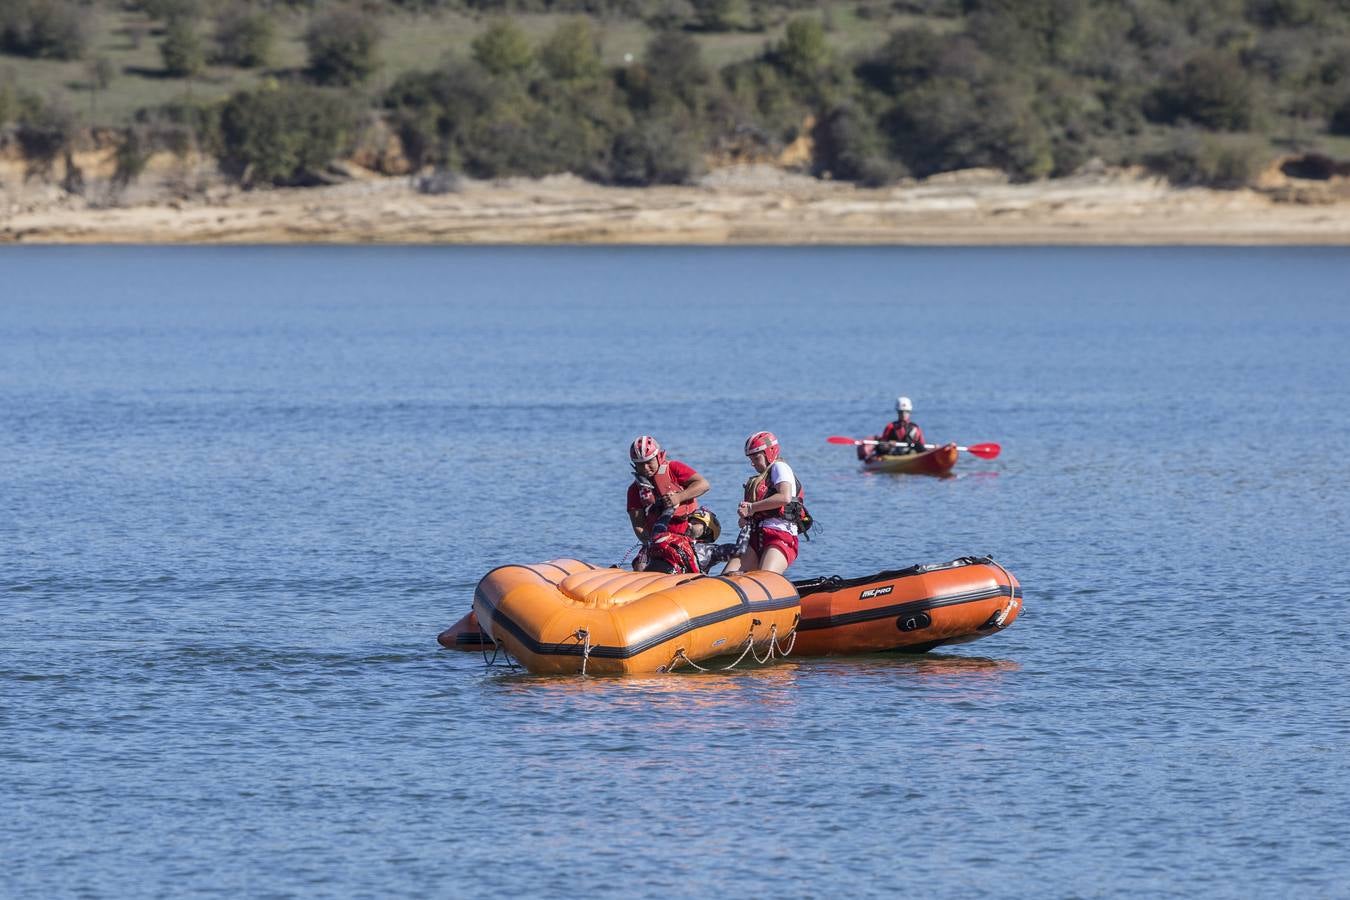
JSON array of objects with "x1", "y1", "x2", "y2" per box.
[
  {"x1": 737, "y1": 480, "x2": 794, "y2": 521},
  {"x1": 629, "y1": 508, "x2": 650, "y2": 543},
  {"x1": 662, "y1": 472, "x2": 710, "y2": 510}
]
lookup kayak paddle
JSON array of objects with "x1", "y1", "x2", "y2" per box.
[{"x1": 826, "y1": 435, "x2": 1002, "y2": 459}]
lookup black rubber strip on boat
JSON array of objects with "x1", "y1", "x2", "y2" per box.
[{"x1": 796, "y1": 584, "x2": 1021, "y2": 631}]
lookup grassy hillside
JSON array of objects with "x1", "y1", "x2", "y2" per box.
[{"x1": 4, "y1": 0, "x2": 1350, "y2": 191}]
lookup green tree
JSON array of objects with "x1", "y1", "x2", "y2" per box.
[
  {"x1": 160, "y1": 17, "x2": 205, "y2": 79},
  {"x1": 539, "y1": 18, "x2": 602, "y2": 82},
  {"x1": 472, "y1": 20, "x2": 532, "y2": 77},
  {"x1": 634, "y1": 30, "x2": 708, "y2": 111},
  {"x1": 214, "y1": 3, "x2": 275, "y2": 69},
  {"x1": 777, "y1": 17, "x2": 828, "y2": 78},
  {"x1": 1147, "y1": 51, "x2": 1257, "y2": 131},
  {"x1": 812, "y1": 101, "x2": 898, "y2": 185},
  {"x1": 220, "y1": 84, "x2": 353, "y2": 185},
  {"x1": 0, "y1": 0, "x2": 87, "y2": 60},
  {"x1": 305, "y1": 5, "x2": 381, "y2": 86}
]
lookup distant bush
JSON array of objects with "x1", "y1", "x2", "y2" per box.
[
  {"x1": 539, "y1": 18, "x2": 602, "y2": 82},
  {"x1": 0, "y1": 0, "x2": 87, "y2": 60},
  {"x1": 305, "y1": 6, "x2": 381, "y2": 86},
  {"x1": 609, "y1": 113, "x2": 704, "y2": 185},
  {"x1": 688, "y1": 0, "x2": 750, "y2": 32},
  {"x1": 812, "y1": 102, "x2": 898, "y2": 185},
  {"x1": 1147, "y1": 51, "x2": 1257, "y2": 131},
  {"x1": 137, "y1": 0, "x2": 202, "y2": 23},
  {"x1": 219, "y1": 85, "x2": 354, "y2": 185},
  {"x1": 214, "y1": 4, "x2": 275, "y2": 69},
  {"x1": 160, "y1": 17, "x2": 206, "y2": 78},
  {"x1": 1330, "y1": 95, "x2": 1350, "y2": 135},
  {"x1": 626, "y1": 30, "x2": 709, "y2": 112},
  {"x1": 15, "y1": 94, "x2": 75, "y2": 176},
  {"x1": 1145, "y1": 131, "x2": 1269, "y2": 187},
  {"x1": 775, "y1": 17, "x2": 828, "y2": 79},
  {"x1": 113, "y1": 126, "x2": 152, "y2": 190},
  {"x1": 472, "y1": 20, "x2": 532, "y2": 77},
  {"x1": 881, "y1": 73, "x2": 1055, "y2": 181}
]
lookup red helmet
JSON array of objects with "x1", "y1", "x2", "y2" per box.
[
  {"x1": 629, "y1": 435, "x2": 664, "y2": 465},
  {"x1": 744, "y1": 431, "x2": 779, "y2": 465}
]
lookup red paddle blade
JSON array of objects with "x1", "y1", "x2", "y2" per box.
[
  {"x1": 967, "y1": 443, "x2": 1001, "y2": 459},
  {"x1": 826, "y1": 435, "x2": 860, "y2": 445}
]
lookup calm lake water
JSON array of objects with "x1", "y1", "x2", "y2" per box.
[{"x1": 3, "y1": 246, "x2": 1348, "y2": 897}]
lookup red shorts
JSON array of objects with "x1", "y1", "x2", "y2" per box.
[{"x1": 751, "y1": 526, "x2": 798, "y2": 567}]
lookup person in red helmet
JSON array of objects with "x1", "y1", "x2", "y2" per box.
[
  {"x1": 723, "y1": 431, "x2": 809, "y2": 575},
  {"x1": 626, "y1": 435, "x2": 710, "y2": 574}
]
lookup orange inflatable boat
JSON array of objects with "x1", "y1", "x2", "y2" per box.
[
  {"x1": 470, "y1": 559, "x2": 800, "y2": 675},
  {"x1": 793, "y1": 556, "x2": 1021, "y2": 655},
  {"x1": 437, "y1": 610, "x2": 494, "y2": 651}
]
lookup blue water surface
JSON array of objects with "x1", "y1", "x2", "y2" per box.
[{"x1": 2, "y1": 245, "x2": 1348, "y2": 897}]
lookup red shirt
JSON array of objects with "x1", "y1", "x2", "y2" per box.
[{"x1": 627, "y1": 459, "x2": 700, "y2": 533}]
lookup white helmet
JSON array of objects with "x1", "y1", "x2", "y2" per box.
[{"x1": 896, "y1": 396, "x2": 913, "y2": 413}]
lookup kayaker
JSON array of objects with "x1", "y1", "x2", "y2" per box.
[
  {"x1": 626, "y1": 435, "x2": 710, "y2": 574},
  {"x1": 723, "y1": 431, "x2": 809, "y2": 575},
  {"x1": 868, "y1": 396, "x2": 926, "y2": 457}
]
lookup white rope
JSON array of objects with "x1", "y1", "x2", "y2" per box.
[
  {"x1": 987, "y1": 557, "x2": 1020, "y2": 626},
  {"x1": 749, "y1": 623, "x2": 777, "y2": 664},
  {"x1": 575, "y1": 628, "x2": 592, "y2": 676}
]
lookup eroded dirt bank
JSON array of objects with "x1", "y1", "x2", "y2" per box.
[{"x1": 4, "y1": 161, "x2": 1350, "y2": 244}]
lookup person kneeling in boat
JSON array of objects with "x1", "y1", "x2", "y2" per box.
[
  {"x1": 687, "y1": 507, "x2": 738, "y2": 574},
  {"x1": 864, "y1": 395, "x2": 926, "y2": 459},
  {"x1": 723, "y1": 431, "x2": 810, "y2": 575},
  {"x1": 627, "y1": 435, "x2": 710, "y2": 574}
]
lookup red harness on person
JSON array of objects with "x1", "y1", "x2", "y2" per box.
[
  {"x1": 635, "y1": 462, "x2": 697, "y2": 532},
  {"x1": 648, "y1": 531, "x2": 700, "y2": 574},
  {"x1": 744, "y1": 462, "x2": 811, "y2": 533},
  {"x1": 881, "y1": 420, "x2": 923, "y2": 445}
]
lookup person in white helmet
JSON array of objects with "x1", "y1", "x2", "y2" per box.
[{"x1": 866, "y1": 396, "x2": 926, "y2": 459}]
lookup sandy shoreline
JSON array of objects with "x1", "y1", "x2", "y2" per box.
[{"x1": 5, "y1": 164, "x2": 1350, "y2": 245}]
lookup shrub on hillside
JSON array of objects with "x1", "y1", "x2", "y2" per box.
[
  {"x1": 609, "y1": 114, "x2": 704, "y2": 185},
  {"x1": 624, "y1": 30, "x2": 709, "y2": 112},
  {"x1": 471, "y1": 20, "x2": 532, "y2": 77},
  {"x1": 883, "y1": 76, "x2": 1053, "y2": 180},
  {"x1": 1147, "y1": 51, "x2": 1257, "y2": 131},
  {"x1": 775, "y1": 17, "x2": 828, "y2": 79},
  {"x1": 0, "y1": 0, "x2": 86, "y2": 60},
  {"x1": 137, "y1": 0, "x2": 201, "y2": 23},
  {"x1": 15, "y1": 94, "x2": 75, "y2": 176},
  {"x1": 214, "y1": 3, "x2": 275, "y2": 69},
  {"x1": 160, "y1": 17, "x2": 205, "y2": 78},
  {"x1": 812, "y1": 102, "x2": 899, "y2": 186},
  {"x1": 305, "y1": 6, "x2": 381, "y2": 86},
  {"x1": 539, "y1": 18, "x2": 602, "y2": 82},
  {"x1": 219, "y1": 85, "x2": 354, "y2": 185},
  {"x1": 1144, "y1": 131, "x2": 1268, "y2": 187},
  {"x1": 1329, "y1": 95, "x2": 1350, "y2": 135}
]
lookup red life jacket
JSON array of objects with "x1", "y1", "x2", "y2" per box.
[
  {"x1": 881, "y1": 420, "x2": 923, "y2": 445},
  {"x1": 635, "y1": 461, "x2": 698, "y2": 532},
  {"x1": 648, "y1": 531, "x2": 699, "y2": 574},
  {"x1": 744, "y1": 462, "x2": 800, "y2": 523}
]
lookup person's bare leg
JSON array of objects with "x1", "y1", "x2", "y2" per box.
[
  {"x1": 722, "y1": 546, "x2": 759, "y2": 574},
  {"x1": 758, "y1": 546, "x2": 789, "y2": 574}
]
